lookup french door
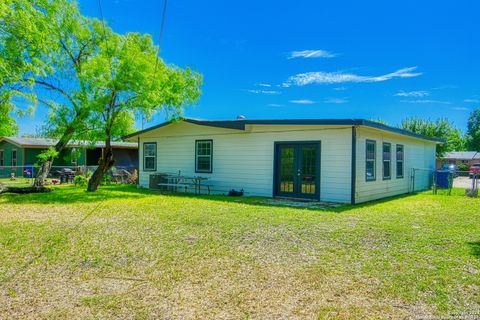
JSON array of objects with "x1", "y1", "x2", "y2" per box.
[{"x1": 274, "y1": 142, "x2": 320, "y2": 199}]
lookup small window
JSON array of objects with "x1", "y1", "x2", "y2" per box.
[
  {"x1": 195, "y1": 140, "x2": 212, "y2": 173},
  {"x1": 143, "y1": 142, "x2": 157, "y2": 171},
  {"x1": 365, "y1": 140, "x2": 376, "y2": 181},
  {"x1": 396, "y1": 144, "x2": 404, "y2": 178},
  {"x1": 383, "y1": 142, "x2": 391, "y2": 180},
  {"x1": 71, "y1": 148, "x2": 78, "y2": 166},
  {"x1": 12, "y1": 149, "x2": 17, "y2": 167},
  {"x1": 0, "y1": 150, "x2": 4, "y2": 166}
]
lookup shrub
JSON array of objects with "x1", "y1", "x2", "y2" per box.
[
  {"x1": 74, "y1": 175, "x2": 87, "y2": 187},
  {"x1": 458, "y1": 163, "x2": 469, "y2": 172},
  {"x1": 102, "y1": 174, "x2": 112, "y2": 185}
]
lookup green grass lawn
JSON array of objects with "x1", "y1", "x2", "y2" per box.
[
  {"x1": 0, "y1": 185, "x2": 479, "y2": 319},
  {"x1": 0, "y1": 177, "x2": 36, "y2": 188}
]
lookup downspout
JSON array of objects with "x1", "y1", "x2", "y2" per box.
[{"x1": 351, "y1": 126, "x2": 357, "y2": 205}]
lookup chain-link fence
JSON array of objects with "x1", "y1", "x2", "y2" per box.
[
  {"x1": 406, "y1": 167, "x2": 480, "y2": 193},
  {"x1": 0, "y1": 165, "x2": 138, "y2": 188},
  {"x1": 411, "y1": 167, "x2": 479, "y2": 196}
]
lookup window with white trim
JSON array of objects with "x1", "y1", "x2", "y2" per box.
[
  {"x1": 396, "y1": 144, "x2": 404, "y2": 178},
  {"x1": 143, "y1": 142, "x2": 157, "y2": 171},
  {"x1": 383, "y1": 142, "x2": 391, "y2": 180},
  {"x1": 366, "y1": 140, "x2": 376, "y2": 181},
  {"x1": 195, "y1": 140, "x2": 212, "y2": 173}
]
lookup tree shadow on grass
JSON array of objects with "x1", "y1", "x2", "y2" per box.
[
  {"x1": 0, "y1": 184, "x2": 443, "y2": 212},
  {"x1": 124, "y1": 188, "x2": 418, "y2": 213},
  {"x1": 467, "y1": 242, "x2": 480, "y2": 258},
  {"x1": 0, "y1": 184, "x2": 152, "y2": 204}
]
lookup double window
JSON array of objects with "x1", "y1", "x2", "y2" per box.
[
  {"x1": 0, "y1": 150, "x2": 4, "y2": 166},
  {"x1": 11, "y1": 149, "x2": 17, "y2": 167},
  {"x1": 365, "y1": 140, "x2": 376, "y2": 181},
  {"x1": 382, "y1": 142, "x2": 391, "y2": 180},
  {"x1": 195, "y1": 140, "x2": 213, "y2": 173},
  {"x1": 143, "y1": 142, "x2": 157, "y2": 171},
  {"x1": 396, "y1": 144, "x2": 404, "y2": 178}
]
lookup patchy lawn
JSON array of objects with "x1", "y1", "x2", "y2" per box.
[
  {"x1": 0, "y1": 177, "x2": 35, "y2": 188},
  {"x1": 0, "y1": 185, "x2": 479, "y2": 319}
]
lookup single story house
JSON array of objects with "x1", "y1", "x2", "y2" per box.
[
  {"x1": 0, "y1": 137, "x2": 138, "y2": 177},
  {"x1": 436, "y1": 151, "x2": 480, "y2": 168},
  {"x1": 125, "y1": 118, "x2": 442, "y2": 204}
]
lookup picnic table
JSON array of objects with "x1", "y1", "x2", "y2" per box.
[{"x1": 158, "y1": 174, "x2": 210, "y2": 194}]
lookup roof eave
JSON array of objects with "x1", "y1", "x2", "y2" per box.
[{"x1": 122, "y1": 118, "x2": 445, "y2": 143}]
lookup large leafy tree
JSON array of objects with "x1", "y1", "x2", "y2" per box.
[
  {"x1": 0, "y1": 104, "x2": 18, "y2": 136},
  {"x1": 84, "y1": 32, "x2": 202, "y2": 191},
  {"x1": 1, "y1": 0, "x2": 112, "y2": 186},
  {"x1": 466, "y1": 108, "x2": 480, "y2": 151},
  {"x1": 0, "y1": 0, "x2": 51, "y2": 137},
  {"x1": 401, "y1": 117, "x2": 465, "y2": 156}
]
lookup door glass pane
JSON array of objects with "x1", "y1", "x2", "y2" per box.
[
  {"x1": 301, "y1": 145, "x2": 316, "y2": 194},
  {"x1": 279, "y1": 146, "x2": 295, "y2": 193}
]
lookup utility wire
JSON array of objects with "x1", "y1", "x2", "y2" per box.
[
  {"x1": 158, "y1": 0, "x2": 168, "y2": 56},
  {"x1": 0, "y1": 197, "x2": 107, "y2": 284},
  {"x1": 154, "y1": 0, "x2": 168, "y2": 72},
  {"x1": 97, "y1": 0, "x2": 108, "y2": 41}
]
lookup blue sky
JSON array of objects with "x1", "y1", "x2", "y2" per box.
[{"x1": 18, "y1": 0, "x2": 479, "y2": 134}]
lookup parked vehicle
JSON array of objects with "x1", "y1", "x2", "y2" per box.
[{"x1": 469, "y1": 163, "x2": 480, "y2": 178}]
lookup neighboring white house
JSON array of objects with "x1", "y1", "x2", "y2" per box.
[{"x1": 125, "y1": 118, "x2": 441, "y2": 204}]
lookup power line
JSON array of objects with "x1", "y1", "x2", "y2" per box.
[
  {"x1": 154, "y1": 0, "x2": 168, "y2": 73},
  {"x1": 97, "y1": 0, "x2": 107, "y2": 41},
  {"x1": 158, "y1": 0, "x2": 168, "y2": 56}
]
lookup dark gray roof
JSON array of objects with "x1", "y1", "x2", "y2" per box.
[
  {"x1": 124, "y1": 117, "x2": 444, "y2": 143},
  {"x1": 0, "y1": 137, "x2": 137, "y2": 149},
  {"x1": 442, "y1": 151, "x2": 480, "y2": 160}
]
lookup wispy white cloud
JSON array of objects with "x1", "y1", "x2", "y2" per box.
[
  {"x1": 432, "y1": 85, "x2": 457, "y2": 90},
  {"x1": 333, "y1": 86, "x2": 347, "y2": 91},
  {"x1": 288, "y1": 49, "x2": 336, "y2": 59},
  {"x1": 267, "y1": 103, "x2": 284, "y2": 107},
  {"x1": 400, "y1": 99, "x2": 451, "y2": 105},
  {"x1": 464, "y1": 99, "x2": 480, "y2": 103},
  {"x1": 395, "y1": 90, "x2": 430, "y2": 97},
  {"x1": 257, "y1": 83, "x2": 272, "y2": 87},
  {"x1": 289, "y1": 99, "x2": 315, "y2": 104},
  {"x1": 247, "y1": 89, "x2": 281, "y2": 95},
  {"x1": 453, "y1": 107, "x2": 470, "y2": 111},
  {"x1": 284, "y1": 67, "x2": 422, "y2": 87},
  {"x1": 323, "y1": 98, "x2": 348, "y2": 104}
]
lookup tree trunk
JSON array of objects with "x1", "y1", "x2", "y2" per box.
[
  {"x1": 87, "y1": 138, "x2": 115, "y2": 192},
  {"x1": 33, "y1": 134, "x2": 72, "y2": 187}
]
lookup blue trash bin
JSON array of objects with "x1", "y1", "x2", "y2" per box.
[
  {"x1": 23, "y1": 165, "x2": 34, "y2": 179},
  {"x1": 436, "y1": 170, "x2": 450, "y2": 188}
]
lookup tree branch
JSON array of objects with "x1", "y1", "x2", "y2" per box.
[{"x1": 27, "y1": 79, "x2": 78, "y2": 110}]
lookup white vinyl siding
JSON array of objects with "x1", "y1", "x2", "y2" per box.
[
  {"x1": 355, "y1": 127, "x2": 436, "y2": 203},
  {"x1": 134, "y1": 121, "x2": 436, "y2": 204},
  {"x1": 137, "y1": 122, "x2": 353, "y2": 203}
]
